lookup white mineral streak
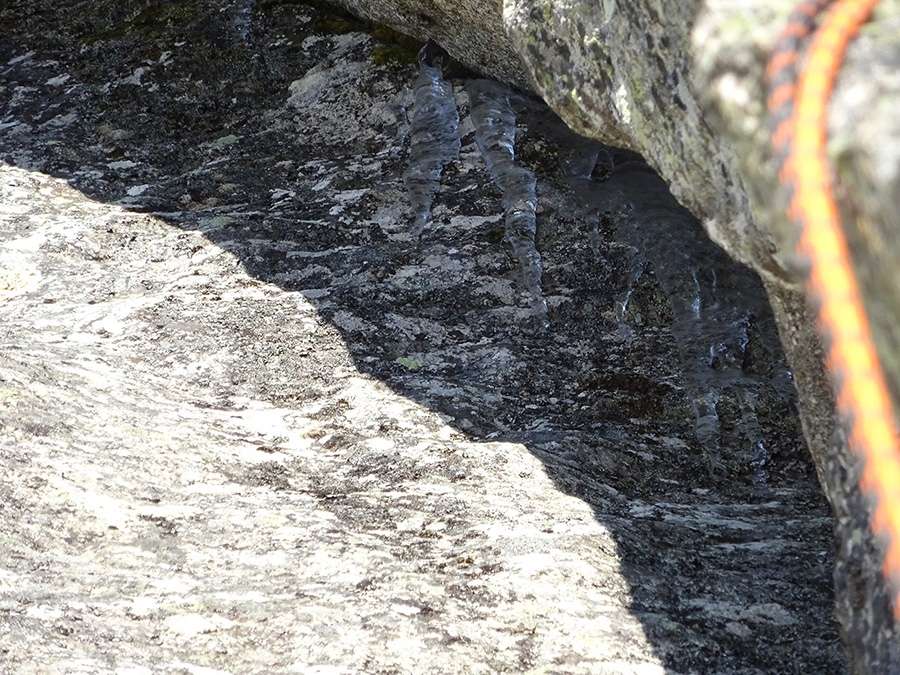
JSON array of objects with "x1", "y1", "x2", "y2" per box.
[
  {"x1": 614, "y1": 82, "x2": 632, "y2": 124},
  {"x1": 402, "y1": 45, "x2": 460, "y2": 239},
  {"x1": 467, "y1": 79, "x2": 548, "y2": 328}
]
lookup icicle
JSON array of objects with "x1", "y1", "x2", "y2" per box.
[
  {"x1": 558, "y1": 145, "x2": 600, "y2": 180},
  {"x1": 467, "y1": 79, "x2": 548, "y2": 329},
  {"x1": 564, "y1": 152, "x2": 779, "y2": 476},
  {"x1": 604, "y1": 0, "x2": 617, "y2": 25},
  {"x1": 584, "y1": 212, "x2": 604, "y2": 258},
  {"x1": 692, "y1": 390, "x2": 724, "y2": 474},
  {"x1": 402, "y1": 41, "x2": 460, "y2": 239},
  {"x1": 735, "y1": 387, "x2": 769, "y2": 491}
]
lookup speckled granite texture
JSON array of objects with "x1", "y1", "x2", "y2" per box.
[{"x1": 0, "y1": 2, "x2": 855, "y2": 673}]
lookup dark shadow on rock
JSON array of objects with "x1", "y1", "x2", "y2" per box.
[{"x1": 0, "y1": 1, "x2": 846, "y2": 672}]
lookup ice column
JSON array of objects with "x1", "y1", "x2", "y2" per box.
[
  {"x1": 566, "y1": 157, "x2": 774, "y2": 480},
  {"x1": 467, "y1": 79, "x2": 548, "y2": 328},
  {"x1": 402, "y1": 41, "x2": 460, "y2": 239}
]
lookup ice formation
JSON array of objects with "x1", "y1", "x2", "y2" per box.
[
  {"x1": 402, "y1": 41, "x2": 460, "y2": 239},
  {"x1": 466, "y1": 79, "x2": 548, "y2": 328},
  {"x1": 230, "y1": 0, "x2": 256, "y2": 43},
  {"x1": 561, "y1": 150, "x2": 785, "y2": 484},
  {"x1": 400, "y1": 63, "x2": 789, "y2": 479}
]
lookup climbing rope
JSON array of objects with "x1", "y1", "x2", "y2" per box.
[{"x1": 767, "y1": 0, "x2": 900, "y2": 617}]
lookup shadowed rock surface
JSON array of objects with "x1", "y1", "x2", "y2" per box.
[
  {"x1": 325, "y1": 0, "x2": 900, "y2": 670},
  {"x1": 0, "y1": 1, "x2": 857, "y2": 673}
]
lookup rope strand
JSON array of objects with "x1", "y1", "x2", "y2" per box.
[{"x1": 767, "y1": 0, "x2": 900, "y2": 618}]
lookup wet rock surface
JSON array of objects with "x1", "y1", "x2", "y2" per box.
[{"x1": 0, "y1": 2, "x2": 846, "y2": 673}]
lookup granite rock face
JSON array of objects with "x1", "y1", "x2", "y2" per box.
[
  {"x1": 330, "y1": 0, "x2": 900, "y2": 669},
  {"x1": 0, "y1": 1, "x2": 851, "y2": 673}
]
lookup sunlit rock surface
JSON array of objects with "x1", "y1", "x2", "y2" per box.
[{"x1": 0, "y1": 2, "x2": 849, "y2": 673}]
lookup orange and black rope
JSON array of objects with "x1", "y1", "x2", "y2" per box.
[{"x1": 767, "y1": 0, "x2": 900, "y2": 617}]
